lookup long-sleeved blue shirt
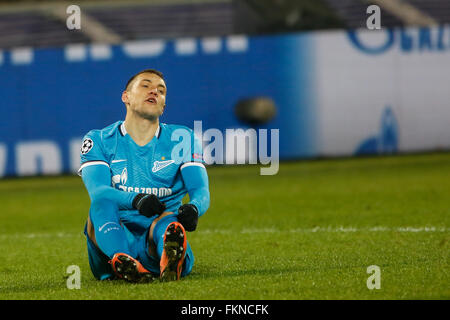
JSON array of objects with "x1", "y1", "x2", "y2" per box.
[{"x1": 79, "y1": 121, "x2": 210, "y2": 216}]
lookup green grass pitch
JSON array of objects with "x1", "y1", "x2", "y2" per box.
[{"x1": 0, "y1": 153, "x2": 449, "y2": 299}]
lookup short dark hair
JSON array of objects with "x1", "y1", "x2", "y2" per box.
[{"x1": 125, "y1": 69, "x2": 164, "y2": 90}]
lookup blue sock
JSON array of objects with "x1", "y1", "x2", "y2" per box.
[
  {"x1": 152, "y1": 215, "x2": 179, "y2": 258},
  {"x1": 150, "y1": 215, "x2": 194, "y2": 277},
  {"x1": 89, "y1": 198, "x2": 132, "y2": 259}
]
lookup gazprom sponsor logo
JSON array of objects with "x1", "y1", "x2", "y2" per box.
[
  {"x1": 347, "y1": 25, "x2": 450, "y2": 54},
  {"x1": 111, "y1": 168, "x2": 172, "y2": 197},
  {"x1": 117, "y1": 185, "x2": 173, "y2": 198}
]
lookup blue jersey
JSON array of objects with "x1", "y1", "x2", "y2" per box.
[{"x1": 78, "y1": 121, "x2": 205, "y2": 213}]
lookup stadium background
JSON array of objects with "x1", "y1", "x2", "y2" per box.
[
  {"x1": 0, "y1": 0, "x2": 449, "y2": 300},
  {"x1": 2, "y1": 0, "x2": 450, "y2": 176}
]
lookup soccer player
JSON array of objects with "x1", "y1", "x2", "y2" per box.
[{"x1": 78, "y1": 69, "x2": 210, "y2": 283}]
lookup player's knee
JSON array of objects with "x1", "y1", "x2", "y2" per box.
[{"x1": 90, "y1": 198, "x2": 118, "y2": 215}]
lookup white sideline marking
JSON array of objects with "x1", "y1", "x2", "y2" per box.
[
  {"x1": 0, "y1": 226, "x2": 448, "y2": 240},
  {"x1": 197, "y1": 226, "x2": 450, "y2": 235},
  {"x1": 0, "y1": 232, "x2": 82, "y2": 240}
]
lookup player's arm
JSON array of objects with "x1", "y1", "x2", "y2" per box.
[
  {"x1": 81, "y1": 164, "x2": 166, "y2": 215},
  {"x1": 79, "y1": 133, "x2": 165, "y2": 215},
  {"x1": 81, "y1": 164, "x2": 136, "y2": 210},
  {"x1": 181, "y1": 162, "x2": 210, "y2": 216},
  {"x1": 178, "y1": 162, "x2": 210, "y2": 231},
  {"x1": 175, "y1": 129, "x2": 210, "y2": 232}
]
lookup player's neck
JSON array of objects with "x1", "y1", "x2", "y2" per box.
[{"x1": 123, "y1": 116, "x2": 159, "y2": 146}]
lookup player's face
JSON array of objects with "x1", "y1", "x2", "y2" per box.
[{"x1": 123, "y1": 73, "x2": 167, "y2": 121}]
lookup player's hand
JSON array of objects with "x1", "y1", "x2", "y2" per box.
[
  {"x1": 177, "y1": 204, "x2": 199, "y2": 232},
  {"x1": 133, "y1": 193, "x2": 166, "y2": 217}
]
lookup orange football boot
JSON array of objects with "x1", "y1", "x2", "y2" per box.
[
  {"x1": 160, "y1": 222, "x2": 187, "y2": 281},
  {"x1": 109, "y1": 253, "x2": 155, "y2": 283}
]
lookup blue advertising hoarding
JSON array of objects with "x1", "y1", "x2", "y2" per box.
[{"x1": 0, "y1": 33, "x2": 316, "y2": 177}]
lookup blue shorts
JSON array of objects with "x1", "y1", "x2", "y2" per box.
[{"x1": 84, "y1": 210, "x2": 194, "y2": 280}]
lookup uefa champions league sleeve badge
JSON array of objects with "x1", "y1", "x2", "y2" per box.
[{"x1": 81, "y1": 138, "x2": 94, "y2": 155}]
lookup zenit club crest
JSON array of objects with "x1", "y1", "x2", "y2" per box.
[{"x1": 152, "y1": 160, "x2": 174, "y2": 172}]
